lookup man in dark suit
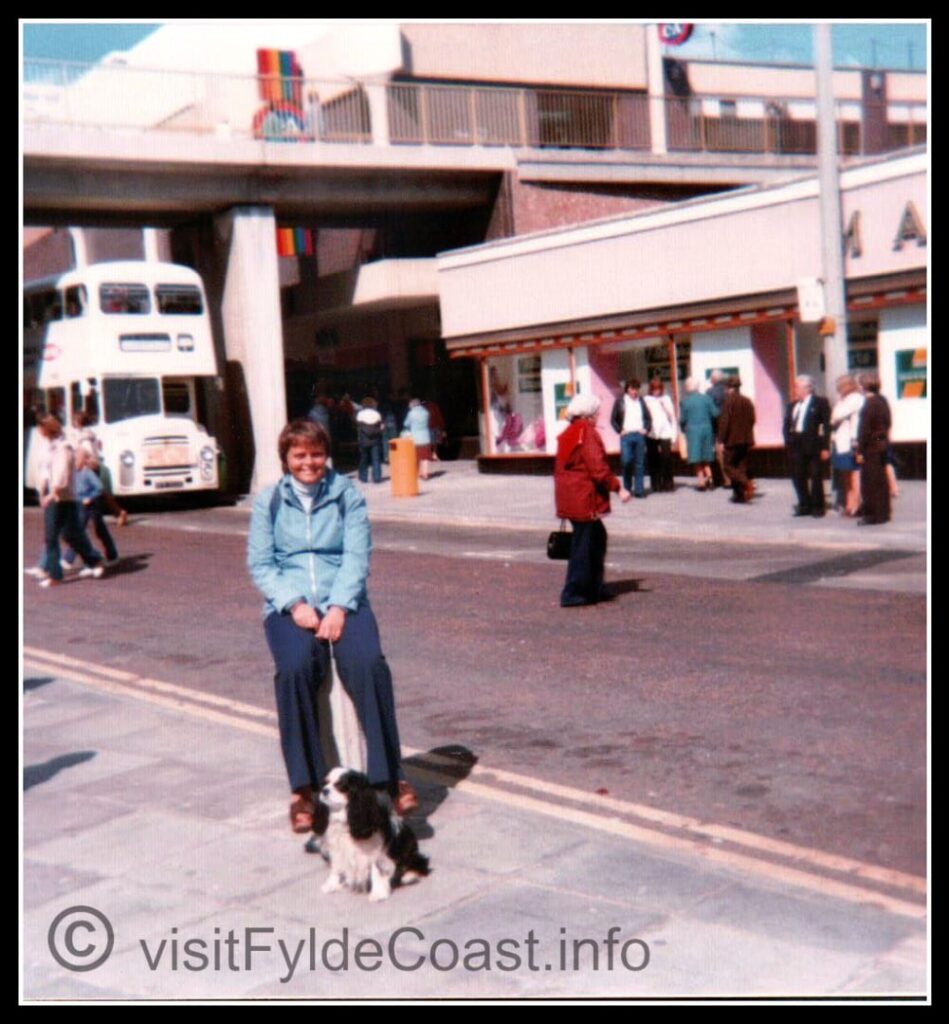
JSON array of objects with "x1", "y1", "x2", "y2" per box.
[
  {"x1": 783, "y1": 375, "x2": 831, "y2": 517},
  {"x1": 717, "y1": 376, "x2": 756, "y2": 503}
]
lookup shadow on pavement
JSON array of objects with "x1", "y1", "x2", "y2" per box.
[
  {"x1": 24, "y1": 751, "x2": 96, "y2": 791},
  {"x1": 608, "y1": 578, "x2": 650, "y2": 596},
  {"x1": 24, "y1": 676, "x2": 56, "y2": 693},
  {"x1": 402, "y1": 744, "x2": 479, "y2": 840}
]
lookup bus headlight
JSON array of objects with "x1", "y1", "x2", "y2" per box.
[
  {"x1": 119, "y1": 450, "x2": 135, "y2": 487},
  {"x1": 177, "y1": 333, "x2": 194, "y2": 351},
  {"x1": 200, "y1": 445, "x2": 216, "y2": 482}
]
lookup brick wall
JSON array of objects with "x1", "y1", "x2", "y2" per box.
[{"x1": 509, "y1": 179, "x2": 732, "y2": 236}]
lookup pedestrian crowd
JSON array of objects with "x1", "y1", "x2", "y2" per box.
[
  {"x1": 610, "y1": 369, "x2": 896, "y2": 521},
  {"x1": 26, "y1": 411, "x2": 128, "y2": 588},
  {"x1": 305, "y1": 384, "x2": 446, "y2": 486},
  {"x1": 554, "y1": 368, "x2": 901, "y2": 606}
]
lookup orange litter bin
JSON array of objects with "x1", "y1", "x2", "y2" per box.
[{"x1": 389, "y1": 438, "x2": 419, "y2": 497}]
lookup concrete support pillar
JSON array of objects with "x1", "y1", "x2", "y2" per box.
[
  {"x1": 214, "y1": 205, "x2": 287, "y2": 494},
  {"x1": 143, "y1": 227, "x2": 161, "y2": 263},
  {"x1": 365, "y1": 83, "x2": 390, "y2": 146},
  {"x1": 68, "y1": 227, "x2": 88, "y2": 268},
  {"x1": 645, "y1": 25, "x2": 668, "y2": 156}
]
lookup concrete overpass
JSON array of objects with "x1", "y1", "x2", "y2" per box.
[{"x1": 23, "y1": 121, "x2": 826, "y2": 227}]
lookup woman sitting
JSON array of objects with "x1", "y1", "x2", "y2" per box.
[{"x1": 247, "y1": 419, "x2": 418, "y2": 832}]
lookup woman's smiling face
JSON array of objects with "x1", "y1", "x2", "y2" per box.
[{"x1": 286, "y1": 442, "x2": 328, "y2": 486}]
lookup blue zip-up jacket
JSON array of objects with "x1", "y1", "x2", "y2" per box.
[
  {"x1": 75, "y1": 466, "x2": 104, "y2": 504},
  {"x1": 247, "y1": 470, "x2": 371, "y2": 619}
]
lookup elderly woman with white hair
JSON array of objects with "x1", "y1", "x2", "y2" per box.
[
  {"x1": 554, "y1": 393, "x2": 631, "y2": 607},
  {"x1": 678, "y1": 376, "x2": 719, "y2": 491}
]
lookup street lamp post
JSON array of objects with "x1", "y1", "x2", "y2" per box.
[{"x1": 814, "y1": 24, "x2": 849, "y2": 390}]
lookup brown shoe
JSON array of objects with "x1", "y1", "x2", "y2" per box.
[
  {"x1": 393, "y1": 780, "x2": 419, "y2": 817},
  {"x1": 289, "y1": 790, "x2": 316, "y2": 833},
  {"x1": 117, "y1": 510, "x2": 129, "y2": 527}
]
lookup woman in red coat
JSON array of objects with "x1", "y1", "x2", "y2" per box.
[{"x1": 555, "y1": 393, "x2": 631, "y2": 606}]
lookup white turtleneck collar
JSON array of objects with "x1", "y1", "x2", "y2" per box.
[{"x1": 289, "y1": 474, "x2": 324, "y2": 513}]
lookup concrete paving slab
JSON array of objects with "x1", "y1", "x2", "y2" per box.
[
  {"x1": 417, "y1": 805, "x2": 590, "y2": 876},
  {"x1": 23, "y1": 860, "x2": 108, "y2": 910},
  {"x1": 25, "y1": 808, "x2": 237, "y2": 882},
  {"x1": 23, "y1": 791, "x2": 136, "y2": 850},
  {"x1": 68, "y1": 759, "x2": 236, "y2": 810},
  {"x1": 685, "y1": 879, "x2": 921, "y2": 956},
  {"x1": 250, "y1": 859, "x2": 493, "y2": 937},
  {"x1": 104, "y1": 719, "x2": 283, "y2": 778},
  {"x1": 527, "y1": 835, "x2": 740, "y2": 914}
]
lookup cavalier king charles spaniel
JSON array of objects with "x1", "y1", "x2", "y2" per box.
[{"x1": 317, "y1": 767, "x2": 430, "y2": 901}]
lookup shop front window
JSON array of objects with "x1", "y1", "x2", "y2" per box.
[
  {"x1": 848, "y1": 320, "x2": 878, "y2": 373},
  {"x1": 487, "y1": 355, "x2": 546, "y2": 453}
]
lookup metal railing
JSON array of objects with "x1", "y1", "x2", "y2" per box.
[{"x1": 23, "y1": 59, "x2": 927, "y2": 158}]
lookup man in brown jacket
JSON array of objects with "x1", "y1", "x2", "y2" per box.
[{"x1": 717, "y1": 376, "x2": 756, "y2": 503}]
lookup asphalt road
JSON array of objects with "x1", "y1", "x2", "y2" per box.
[{"x1": 22, "y1": 506, "x2": 927, "y2": 877}]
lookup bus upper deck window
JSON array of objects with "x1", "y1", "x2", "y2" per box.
[
  {"x1": 100, "y1": 283, "x2": 151, "y2": 315},
  {"x1": 156, "y1": 284, "x2": 203, "y2": 315}
]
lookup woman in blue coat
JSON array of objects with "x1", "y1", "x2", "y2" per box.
[
  {"x1": 678, "y1": 377, "x2": 719, "y2": 491},
  {"x1": 402, "y1": 398, "x2": 433, "y2": 480},
  {"x1": 247, "y1": 419, "x2": 418, "y2": 832}
]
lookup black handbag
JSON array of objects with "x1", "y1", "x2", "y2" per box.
[{"x1": 547, "y1": 520, "x2": 572, "y2": 560}]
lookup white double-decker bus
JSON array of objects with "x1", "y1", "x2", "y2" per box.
[{"x1": 24, "y1": 260, "x2": 221, "y2": 497}]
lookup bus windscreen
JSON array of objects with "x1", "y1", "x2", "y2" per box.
[{"x1": 103, "y1": 378, "x2": 161, "y2": 423}]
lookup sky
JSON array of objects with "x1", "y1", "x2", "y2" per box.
[{"x1": 21, "y1": 19, "x2": 928, "y2": 72}]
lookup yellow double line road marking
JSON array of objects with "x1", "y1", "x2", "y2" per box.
[{"x1": 24, "y1": 645, "x2": 926, "y2": 919}]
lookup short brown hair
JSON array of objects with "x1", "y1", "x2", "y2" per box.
[
  {"x1": 648, "y1": 378, "x2": 663, "y2": 394},
  {"x1": 277, "y1": 419, "x2": 331, "y2": 472},
  {"x1": 37, "y1": 414, "x2": 63, "y2": 438}
]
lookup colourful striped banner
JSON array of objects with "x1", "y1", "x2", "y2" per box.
[
  {"x1": 257, "y1": 48, "x2": 303, "y2": 105},
  {"x1": 276, "y1": 226, "x2": 314, "y2": 257}
]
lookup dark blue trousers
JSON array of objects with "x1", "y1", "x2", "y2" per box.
[
  {"x1": 560, "y1": 519, "x2": 608, "y2": 607},
  {"x1": 358, "y1": 442, "x2": 383, "y2": 483},
  {"x1": 620, "y1": 432, "x2": 647, "y2": 496},
  {"x1": 264, "y1": 603, "x2": 404, "y2": 793},
  {"x1": 43, "y1": 501, "x2": 104, "y2": 581},
  {"x1": 64, "y1": 497, "x2": 118, "y2": 564}
]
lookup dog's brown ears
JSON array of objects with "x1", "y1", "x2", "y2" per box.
[
  {"x1": 347, "y1": 783, "x2": 386, "y2": 840},
  {"x1": 311, "y1": 800, "x2": 329, "y2": 836}
]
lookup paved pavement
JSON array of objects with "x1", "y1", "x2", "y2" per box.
[
  {"x1": 287, "y1": 460, "x2": 928, "y2": 553},
  {"x1": 22, "y1": 673, "x2": 927, "y2": 1001},
  {"x1": 22, "y1": 462, "x2": 929, "y2": 1001}
]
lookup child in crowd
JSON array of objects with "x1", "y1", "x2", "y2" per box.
[{"x1": 63, "y1": 447, "x2": 119, "y2": 568}]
